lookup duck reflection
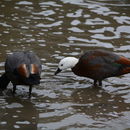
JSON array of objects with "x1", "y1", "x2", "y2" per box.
[{"x1": 0, "y1": 97, "x2": 38, "y2": 130}]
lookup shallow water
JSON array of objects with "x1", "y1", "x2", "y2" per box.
[{"x1": 0, "y1": 0, "x2": 130, "y2": 129}]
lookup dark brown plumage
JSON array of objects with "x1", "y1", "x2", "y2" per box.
[
  {"x1": 0, "y1": 51, "x2": 42, "y2": 97},
  {"x1": 55, "y1": 49, "x2": 130, "y2": 86}
]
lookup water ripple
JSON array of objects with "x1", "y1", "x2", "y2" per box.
[
  {"x1": 0, "y1": 0, "x2": 130, "y2": 129},
  {"x1": 36, "y1": 21, "x2": 63, "y2": 28}
]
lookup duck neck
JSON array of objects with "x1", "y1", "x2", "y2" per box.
[
  {"x1": 71, "y1": 60, "x2": 82, "y2": 76},
  {"x1": 0, "y1": 73, "x2": 10, "y2": 90}
]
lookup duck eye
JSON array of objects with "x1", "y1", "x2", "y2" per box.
[{"x1": 61, "y1": 64, "x2": 63, "y2": 66}]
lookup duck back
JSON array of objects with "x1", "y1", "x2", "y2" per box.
[
  {"x1": 5, "y1": 51, "x2": 42, "y2": 85},
  {"x1": 72, "y1": 49, "x2": 130, "y2": 81}
]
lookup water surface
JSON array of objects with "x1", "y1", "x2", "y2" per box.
[{"x1": 0, "y1": 0, "x2": 130, "y2": 129}]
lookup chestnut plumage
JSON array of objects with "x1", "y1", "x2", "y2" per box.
[
  {"x1": 0, "y1": 51, "x2": 42, "y2": 97},
  {"x1": 55, "y1": 49, "x2": 130, "y2": 86}
]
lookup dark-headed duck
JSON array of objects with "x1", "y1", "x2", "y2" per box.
[
  {"x1": 0, "y1": 51, "x2": 42, "y2": 97},
  {"x1": 55, "y1": 49, "x2": 130, "y2": 86}
]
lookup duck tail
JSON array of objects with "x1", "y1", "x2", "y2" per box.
[{"x1": 0, "y1": 73, "x2": 10, "y2": 90}]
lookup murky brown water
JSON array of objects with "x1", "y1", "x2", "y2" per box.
[{"x1": 0, "y1": 0, "x2": 130, "y2": 129}]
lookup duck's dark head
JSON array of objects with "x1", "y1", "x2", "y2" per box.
[{"x1": 0, "y1": 73, "x2": 10, "y2": 90}]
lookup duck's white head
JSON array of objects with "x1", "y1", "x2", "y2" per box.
[{"x1": 55, "y1": 57, "x2": 79, "y2": 75}]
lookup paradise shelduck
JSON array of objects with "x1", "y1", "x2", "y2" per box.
[
  {"x1": 55, "y1": 49, "x2": 130, "y2": 86},
  {"x1": 0, "y1": 51, "x2": 42, "y2": 97}
]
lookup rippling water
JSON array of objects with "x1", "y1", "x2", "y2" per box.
[{"x1": 0, "y1": 0, "x2": 130, "y2": 129}]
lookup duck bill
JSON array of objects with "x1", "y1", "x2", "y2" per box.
[{"x1": 55, "y1": 68, "x2": 62, "y2": 75}]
